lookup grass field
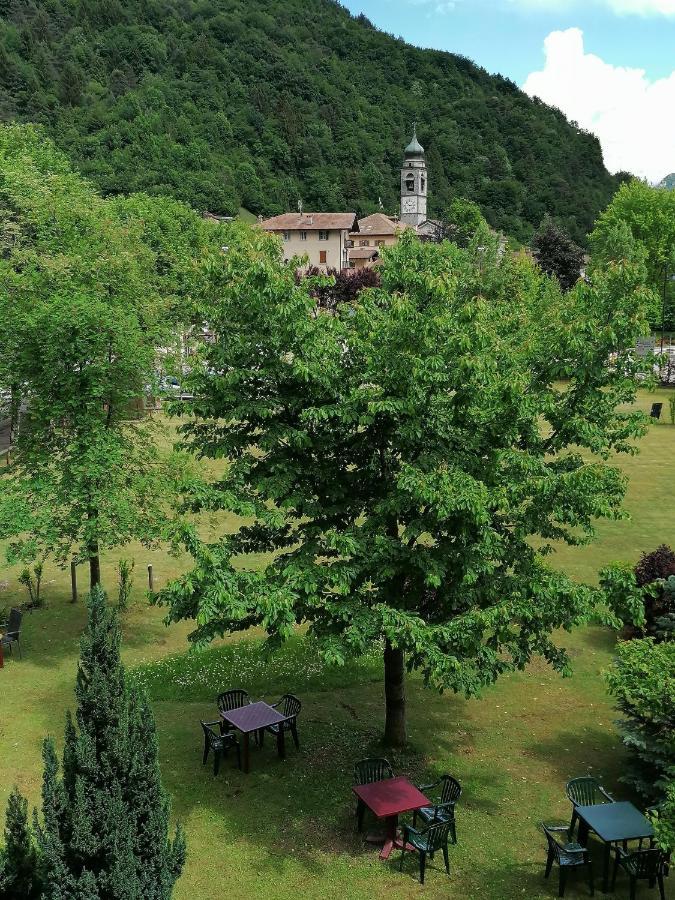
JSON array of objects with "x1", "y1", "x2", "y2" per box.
[{"x1": 1, "y1": 388, "x2": 674, "y2": 899}]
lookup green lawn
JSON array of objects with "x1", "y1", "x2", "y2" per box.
[{"x1": 1, "y1": 389, "x2": 674, "y2": 899}]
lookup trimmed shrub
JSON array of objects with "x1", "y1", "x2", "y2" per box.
[{"x1": 605, "y1": 638, "x2": 675, "y2": 802}]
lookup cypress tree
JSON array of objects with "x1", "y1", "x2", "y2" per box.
[
  {"x1": 0, "y1": 786, "x2": 41, "y2": 900},
  {"x1": 36, "y1": 586, "x2": 185, "y2": 899}
]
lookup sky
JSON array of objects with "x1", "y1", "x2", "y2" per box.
[{"x1": 341, "y1": 0, "x2": 675, "y2": 182}]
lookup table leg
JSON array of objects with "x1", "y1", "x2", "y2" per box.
[
  {"x1": 242, "y1": 732, "x2": 250, "y2": 774},
  {"x1": 379, "y1": 815, "x2": 399, "y2": 860},
  {"x1": 276, "y1": 724, "x2": 285, "y2": 761},
  {"x1": 602, "y1": 842, "x2": 611, "y2": 893}
]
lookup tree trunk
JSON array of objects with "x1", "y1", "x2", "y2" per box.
[
  {"x1": 383, "y1": 640, "x2": 407, "y2": 747},
  {"x1": 89, "y1": 546, "x2": 101, "y2": 590}
]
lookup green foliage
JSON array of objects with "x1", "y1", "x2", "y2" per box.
[
  {"x1": 117, "y1": 558, "x2": 135, "y2": 610},
  {"x1": 425, "y1": 197, "x2": 489, "y2": 247},
  {"x1": 650, "y1": 780, "x2": 675, "y2": 853},
  {"x1": 669, "y1": 395, "x2": 675, "y2": 425},
  {"x1": 591, "y1": 180, "x2": 675, "y2": 329},
  {"x1": 605, "y1": 639, "x2": 675, "y2": 802},
  {"x1": 0, "y1": 787, "x2": 40, "y2": 900},
  {"x1": 0, "y1": 0, "x2": 621, "y2": 243},
  {"x1": 0, "y1": 125, "x2": 201, "y2": 586},
  {"x1": 17, "y1": 560, "x2": 44, "y2": 609},
  {"x1": 35, "y1": 586, "x2": 186, "y2": 899},
  {"x1": 531, "y1": 216, "x2": 585, "y2": 291},
  {"x1": 158, "y1": 222, "x2": 652, "y2": 740}
]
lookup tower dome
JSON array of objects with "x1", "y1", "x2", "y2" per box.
[{"x1": 404, "y1": 126, "x2": 425, "y2": 158}]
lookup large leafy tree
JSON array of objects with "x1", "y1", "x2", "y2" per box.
[
  {"x1": 0, "y1": 125, "x2": 204, "y2": 587},
  {"x1": 591, "y1": 179, "x2": 675, "y2": 330},
  {"x1": 160, "y1": 224, "x2": 652, "y2": 745},
  {"x1": 36, "y1": 586, "x2": 185, "y2": 898}
]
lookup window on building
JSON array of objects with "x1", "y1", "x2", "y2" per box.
[
  {"x1": 300, "y1": 230, "x2": 307, "y2": 241},
  {"x1": 282, "y1": 231, "x2": 290, "y2": 242},
  {"x1": 319, "y1": 250, "x2": 327, "y2": 264},
  {"x1": 406, "y1": 175, "x2": 415, "y2": 192},
  {"x1": 359, "y1": 239, "x2": 370, "y2": 246},
  {"x1": 376, "y1": 240, "x2": 385, "y2": 247},
  {"x1": 318, "y1": 230, "x2": 329, "y2": 241},
  {"x1": 346, "y1": 239, "x2": 354, "y2": 248},
  {"x1": 421, "y1": 176, "x2": 426, "y2": 193}
]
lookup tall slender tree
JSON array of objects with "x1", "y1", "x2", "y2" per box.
[
  {"x1": 36, "y1": 586, "x2": 186, "y2": 898},
  {"x1": 0, "y1": 787, "x2": 41, "y2": 900},
  {"x1": 159, "y1": 224, "x2": 652, "y2": 745}
]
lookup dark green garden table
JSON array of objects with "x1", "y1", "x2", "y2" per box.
[{"x1": 576, "y1": 801, "x2": 653, "y2": 893}]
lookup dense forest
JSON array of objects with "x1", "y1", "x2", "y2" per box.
[{"x1": 0, "y1": 0, "x2": 624, "y2": 242}]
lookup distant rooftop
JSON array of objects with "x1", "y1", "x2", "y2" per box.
[
  {"x1": 352, "y1": 213, "x2": 410, "y2": 237},
  {"x1": 260, "y1": 212, "x2": 357, "y2": 231}
]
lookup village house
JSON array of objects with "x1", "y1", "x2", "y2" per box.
[
  {"x1": 259, "y1": 212, "x2": 357, "y2": 272},
  {"x1": 347, "y1": 213, "x2": 411, "y2": 269}
]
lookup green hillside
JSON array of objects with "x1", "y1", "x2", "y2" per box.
[{"x1": 0, "y1": 0, "x2": 621, "y2": 242}]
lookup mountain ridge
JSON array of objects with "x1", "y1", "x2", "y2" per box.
[{"x1": 0, "y1": 0, "x2": 623, "y2": 242}]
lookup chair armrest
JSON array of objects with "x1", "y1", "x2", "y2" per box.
[
  {"x1": 599, "y1": 787, "x2": 614, "y2": 802},
  {"x1": 546, "y1": 826, "x2": 572, "y2": 833},
  {"x1": 402, "y1": 823, "x2": 423, "y2": 839},
  {"x1": 417, "y1": 780, "x2": 440, "y2": 792},
  {"x1": 203, "y1": 720, "x2": 222, "y2": 728}
]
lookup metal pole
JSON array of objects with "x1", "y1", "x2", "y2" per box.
[
  {"x1": 662, "y1": 265, "x2": 667, "y2": 354},
  {"x1": 70, "y1": 560, "x2": 77, "y2": 604},
  {"x1": 148, "y1": 564, "x2": 154, "y2": 592}
]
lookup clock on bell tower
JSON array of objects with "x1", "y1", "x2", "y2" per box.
[{"x1": 400, "y1": 125, "x2": 427, "y2": 228}]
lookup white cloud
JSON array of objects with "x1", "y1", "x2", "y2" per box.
[
  {"x1": 510, "y1": 0, "x2": 675, "y2": 13},
  {"x1": 523, "y1": 28, "x2": 675, "y2": 182}
]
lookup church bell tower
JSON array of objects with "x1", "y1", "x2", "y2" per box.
[{"x1": 400, "y1": 125, "x2": 427, "y2": 228}]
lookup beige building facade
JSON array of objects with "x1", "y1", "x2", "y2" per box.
[
  {"x1": 347, "y1": 213, "x2": 410, "y2": 269},
  {"x1": 259, "y1": 212, "x2": 357, "y2": 272}
]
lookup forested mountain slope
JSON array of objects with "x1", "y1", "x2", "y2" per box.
[{"x1": 0, "y1": 0, "x2": 622, "y2": 242}]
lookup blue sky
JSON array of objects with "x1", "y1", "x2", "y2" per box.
[{"x1": 341, "y1": 0, "x2": 675, "y2": 181}]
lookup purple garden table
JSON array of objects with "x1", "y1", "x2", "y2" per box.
[
  {"x1": 220, "y1": 701, "x2": 288, "y2": 774},
  {"x1": 352, "y1": 776, "x2": 430, "y2": 860}
]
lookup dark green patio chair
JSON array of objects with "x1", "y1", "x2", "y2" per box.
[
  {"x1": 413, "y1": 774, "x2": 461, "y2": 843},
  {"x1": 399, "y1": 819, "x2": 452, "y2": 884},
  {"x1": 611, "y1": 847, "x2": 667, "y2": 900},
  {"x1": 353, "y1": 757, "x2": 394, "y2": 832},
  {"x1": 216, "y1": 688, "x2": 251, "y2": 735},
  {"x1": 566, "y1": 776, "x2": 614, "y2": 836},
  {"x1": 262, "y1": 693, "x2": 301, "y2": 749},
  {"x1": 542, "y1": 823, "x2": 594, "y2": 897},
  {"x1": 200, "y1": 721, "x2": 241, "y2": 775},
  {"x1": 0, "y1": 608, "x2": 22, "y2": 659}
]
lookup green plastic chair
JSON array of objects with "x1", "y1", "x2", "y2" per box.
[
  {"x1": 413, "y1": 774, "x2": 461, "y2": 843},
  {"x1": 353, "y1": 758, "x2": 393, "y2": 832},
  {"x1": 565, "y1": 777, "x2": 614, "y2": 836},
  {"x1": 542, "y1": 823, "x2": 594, "y2": 897},
  {"x1": 399, "y1": 819, "x2": 452, "y2": 884},
  {"x1": 612, "y1": 847, "x2": 667, "y2": 900}
]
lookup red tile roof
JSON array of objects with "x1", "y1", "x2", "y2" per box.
[
  {"x1": 352, "y1": 213, "x2": 409, "y2": 237},
  {"x1": 349, "y1": 246, "x2": 380, "y2": 260},
  {"x1": 260, "y1": 212, "x2": 357, "y2": 231}
]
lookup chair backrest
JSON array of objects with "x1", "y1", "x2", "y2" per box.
[
  {"x1": 279, "y1": 693, "x2": 301, "y2": 718},
  {"x1": 625, "y1": 848, "x2": 666, "y2": 879},
  {"x1": 200, "y1": 720, "x2": 219, "y2": 747},
  {"x1": 650, "y1": 403, "x2": 663, "y2": 419},
  {"x1": 565, "y1": 776, "x2": 606, "y2": 807},
  {"x1": 217, "y1": 689, "x2": 250, "y2": 715},
  {"x1": 7, "y1": 607, "x2": 22, "y2": 635},
  {"x1": 354, "y1": 757, "x2": 394, "y2": 785},
  {"x1": 542, "y1": 825, "x2": 565, "y2": 863},
  {"x1": 439, "y1": 774, "x2": 462, "y2": 804},
  {"x1": 425, "y1": 820, "x2": 452, "y2": 851}
]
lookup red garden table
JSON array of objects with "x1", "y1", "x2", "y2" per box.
[
  {"x1": 352, "y1": 776, "x2": 430, "y2": 860},
  {"x1": 220, "y1": 701, "x2": 288, "y2": 774}
]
